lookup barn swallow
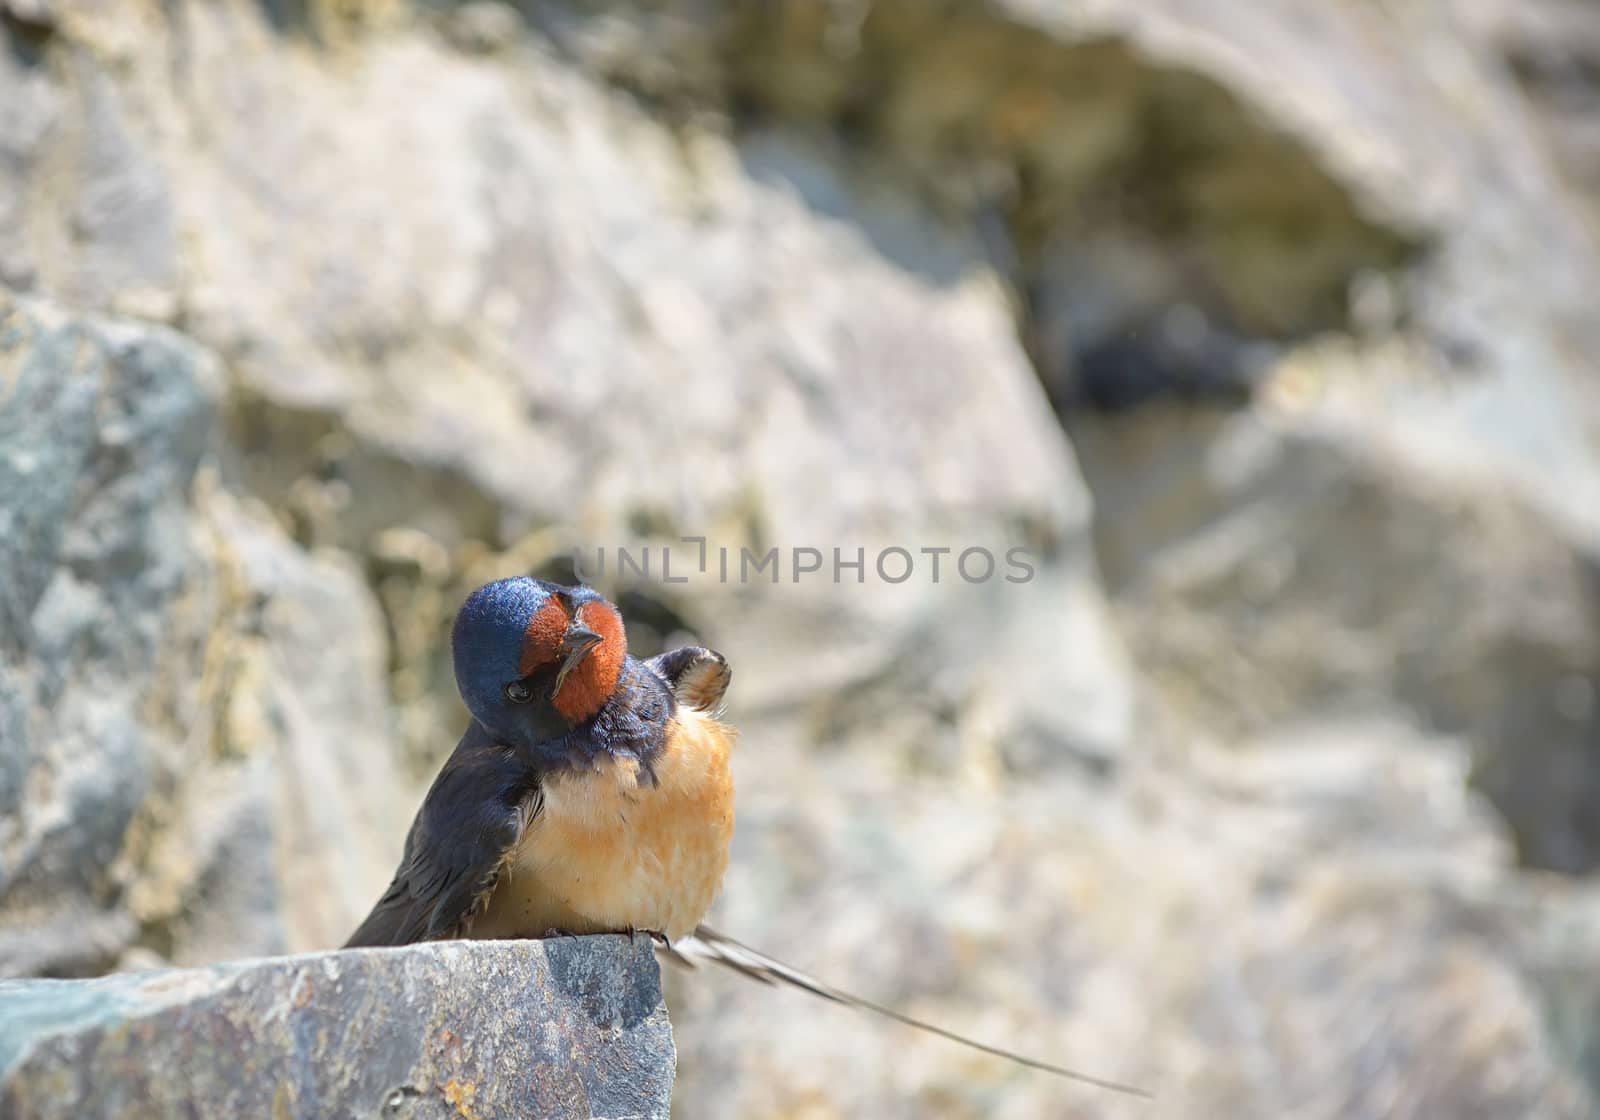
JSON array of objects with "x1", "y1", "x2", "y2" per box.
[
  {"x1": 346, "y1": 578, "x2": 1149, "y2": 1100},
  {"x1": 346, "y1": 577, "x2": 735, "y2": 946}
]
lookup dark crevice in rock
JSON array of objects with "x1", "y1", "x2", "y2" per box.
[
  {"x1": 254, "y1": 0, "x2": 313, "y2": 37},
  {"x1": 1, "y1": 11, "x2": 53, "y2": 67},
  {"x1": 515, "y1": 0, "x2": 1422, "y2": 414}
]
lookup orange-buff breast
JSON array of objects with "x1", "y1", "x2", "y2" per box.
[{"x1": 469, "y1": 707, "x2": 737, "y2": 943}]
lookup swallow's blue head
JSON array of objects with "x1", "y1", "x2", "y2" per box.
[{"x1": 451, "y1": 577, "x2": 627, "y2": 750}]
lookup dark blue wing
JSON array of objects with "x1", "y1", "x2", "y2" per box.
[{"x1": 344, "y1": 722, "x2": 539, "y2": 947}]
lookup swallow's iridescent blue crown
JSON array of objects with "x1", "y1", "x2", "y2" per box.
[{"x1": 451, "y1": 577, "x2": 554, "y2": 714}]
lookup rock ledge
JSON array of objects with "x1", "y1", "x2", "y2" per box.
[{"x1": 0, "y1": 936, "x2": 674, "y2": 1120}]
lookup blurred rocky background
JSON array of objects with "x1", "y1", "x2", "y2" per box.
[{"x1": 3, "y1": 0, "x2": 1600, "y2": 1116}]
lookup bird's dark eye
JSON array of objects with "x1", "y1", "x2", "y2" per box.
[{"x1": 504, "y1": 680, "x2": 533, "y2": 704}]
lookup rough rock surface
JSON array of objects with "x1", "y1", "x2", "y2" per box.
[
  {"x1": 2, "y1": 0, "x2": 1599, "y2": 1118},
  {"x1": 0, "y1": 936, "x2": 675, "y2": 1120},
  {"x1": 0, "y1": 289, "x2": 410, "y2": 975},
  {"x1": 0, "y1": 0, "x2": 1132, "y2": 780}
]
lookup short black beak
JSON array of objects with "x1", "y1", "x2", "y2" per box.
[{"x1": 552, "y1": 622, "x2": 603, "y2": 694}]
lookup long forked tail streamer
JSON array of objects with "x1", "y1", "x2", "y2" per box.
[{"x1": 656, "y1": 924, "x2": 1153, "y2": 1100}]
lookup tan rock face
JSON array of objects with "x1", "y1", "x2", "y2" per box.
[{"x1": 3, "y1": 0, "x2": 1600, "y2": 1117}]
